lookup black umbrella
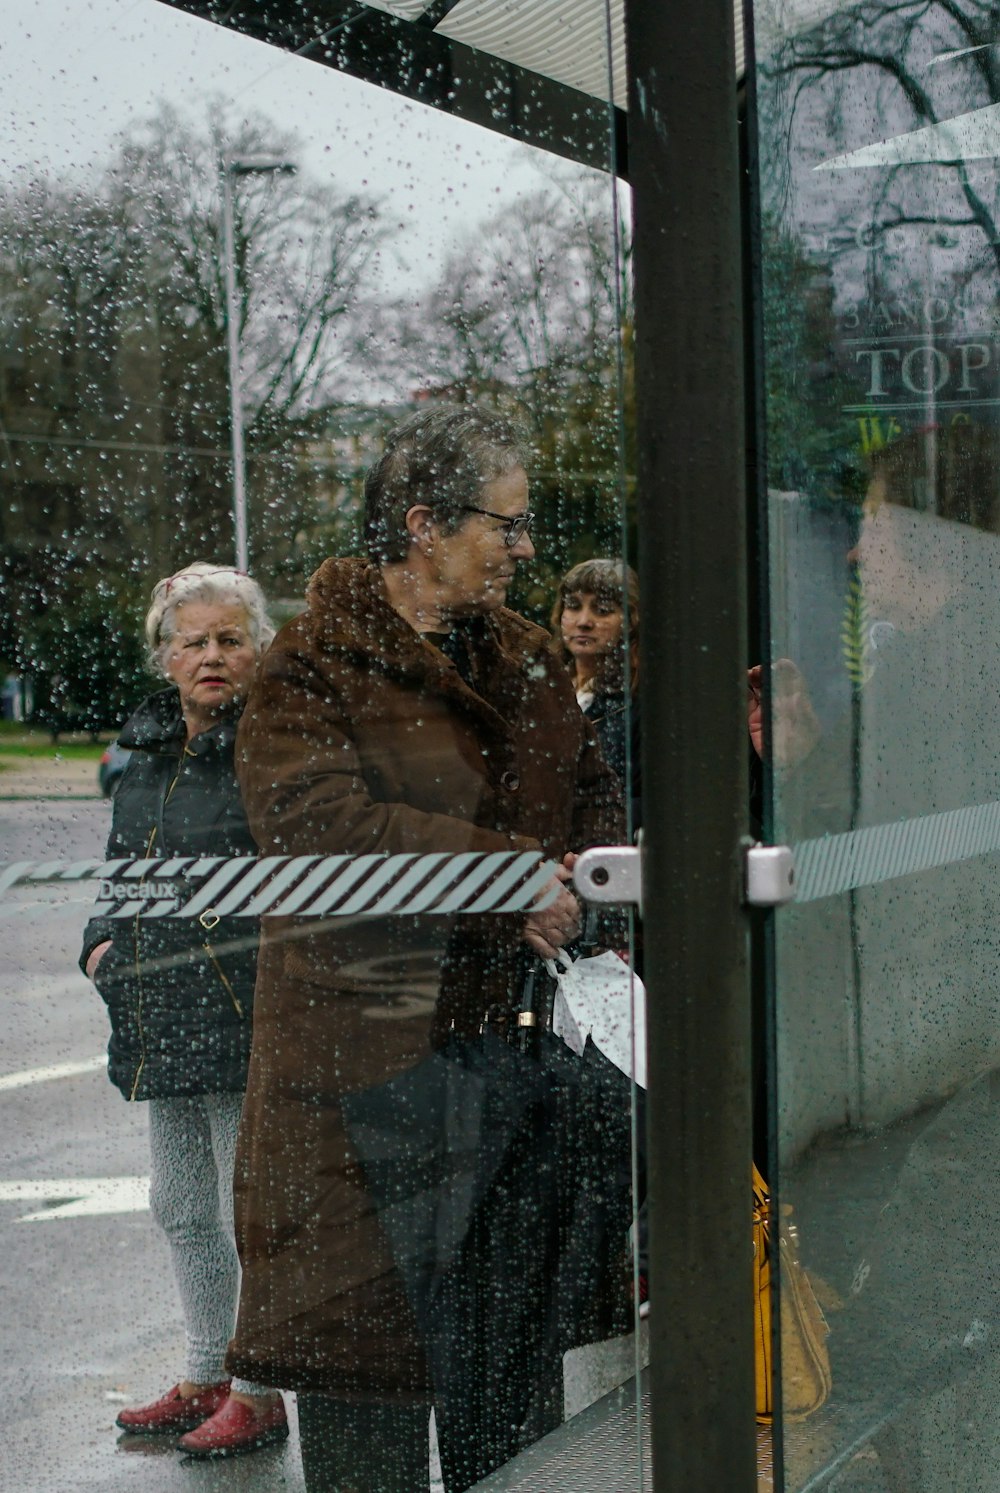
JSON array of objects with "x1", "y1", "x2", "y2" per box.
[{"x1": 341, "y1": 1027, "x2": 544, "y2": 1310}]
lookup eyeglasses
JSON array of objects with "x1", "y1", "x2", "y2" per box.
[{"x1": 461, "y1": 506, "x2": 535, "y2": 547}]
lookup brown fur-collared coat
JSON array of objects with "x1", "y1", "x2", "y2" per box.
[{"x1": 226, "y1": 557, "x2": 623, "y2": 1399}]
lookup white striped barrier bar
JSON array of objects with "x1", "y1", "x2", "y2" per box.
[
  {"x1": 792, "y1": 798, "x2": 1000, "y2": 904},
  {"x1": 0, "y1": 852, "x2": 561, "y2": 917},
  {"x1": 7, "y1": 802, "x2": 1000, "y2": 911}
]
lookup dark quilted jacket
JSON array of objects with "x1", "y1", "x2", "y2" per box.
[{"x1": 80, "y1": 688, "x2": 258, "y2": 1100}]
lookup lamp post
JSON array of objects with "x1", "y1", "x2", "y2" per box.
[{"x1": 219, "y1": 155, "x2": 296, "y2": 572}]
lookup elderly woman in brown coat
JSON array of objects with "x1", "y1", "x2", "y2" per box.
[{"x1": 227, "y1": 406, "x2": 626, "y2": 1492}]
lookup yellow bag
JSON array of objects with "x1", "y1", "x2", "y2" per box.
[{"x1": 753, "y1": 1163, "x2": 832, "y2": 1423}]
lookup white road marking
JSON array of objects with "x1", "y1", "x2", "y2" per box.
[
  {"x1": 0, "y1": 891, "x2": 94, "y2": 913},
  {"x1": 0, "y1": 1176, "x2": 149, "y2": 1220},
  {"x1": 0, "y1": 1055, "x2": 106, "y2": 1092}
]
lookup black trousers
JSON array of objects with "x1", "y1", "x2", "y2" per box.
[{"x1": 297, "y1": 1394, "x2": 429, "y2": 1493}]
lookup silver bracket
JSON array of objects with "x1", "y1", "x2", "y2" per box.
[
  {"x1": 573, "y1": 844, "x2": 642, "y2": 914},
  {"x1": 744, "y1": 843, "x2": 796, "y2": 907}
]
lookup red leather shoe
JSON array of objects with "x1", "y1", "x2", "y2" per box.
[
  {"x1": 177, "y1": 1395, "x2": 288, "y2": 1458},
  {"x1": 115, "y1": 1381, "x2": 230, "y2": 1434}
]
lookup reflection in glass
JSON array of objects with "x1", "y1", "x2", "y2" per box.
[{"x1": 754, "y1": 0, "x2": 1000, "y2": 1486}]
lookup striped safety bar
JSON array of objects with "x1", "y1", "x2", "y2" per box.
[{"x1": 0, "y1": 852, "x2": 561, "y2": 918}]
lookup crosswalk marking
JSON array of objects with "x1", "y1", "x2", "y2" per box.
[
  {"x1": 0, "y1": 1176, "x2": 149, "y2": 1220},
  {"x1": 0, "y1": 1055, "x2": 106, "y2": 1092}
]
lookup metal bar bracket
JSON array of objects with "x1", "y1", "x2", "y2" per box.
[
  {"x1": 573, "y1": 844, "x2": 642, "y2": 913},
  {"x1": 744, "y1": 843, "x2": 796, "y2": 907}
]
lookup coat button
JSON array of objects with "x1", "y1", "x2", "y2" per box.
[{"x1": 500, "y1": 770, "x2": 521, "y2": 792}]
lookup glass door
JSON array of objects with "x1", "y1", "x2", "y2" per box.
[
  {"x1": 750, "y1": 0, "x2": 1000, "y2": 1487},
  {"x1": 0, "y1": 3, "x2": 644, "y2": 1489}
]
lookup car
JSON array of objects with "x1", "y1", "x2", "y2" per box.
[{"x1": 98, "y1": 739, "x2": 132, "y2": 798}]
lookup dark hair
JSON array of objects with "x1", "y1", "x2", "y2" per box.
[
  {"x1": 364, "y1": 404, "x2": 528, "y2": 564},
  {"x1": 551, "y1": 558, "x2": 640, "y2": 693},
  {"x1": 868, "y1": 422, "x2": 1000, "y2": 534}
]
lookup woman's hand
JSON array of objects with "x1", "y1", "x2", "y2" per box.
[
  {"x1": 748, "y1": 659, "x2": 821, "y2": 767},
  {"x1": 85, "y1": 941, "x2": 112, "y2": 981},
  {"x1": 748, "y1": 665, "x2": 765, "y2": 759},
  {"x1": 523, "y1": 859, "x2": 582, "y2": 959}
]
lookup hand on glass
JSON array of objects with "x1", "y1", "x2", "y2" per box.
[
  {"x1": 747, "y1": 659, "x2": 821, "y2": 767},
  {"x1": 86, "y1": 940, "x2": 112, "y2": 980},
  {"x1": 523, "y1": 856, "x2": 581, "y2": 959}
]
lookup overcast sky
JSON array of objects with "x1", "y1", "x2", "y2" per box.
[{"x1": 0, "y1": 0, "x2": 614, "y2": 293}]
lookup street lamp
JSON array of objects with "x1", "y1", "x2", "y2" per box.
[{"x1": 220, "y1": 155, "x2": 297, "y2": 572}]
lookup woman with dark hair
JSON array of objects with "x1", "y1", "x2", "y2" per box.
[
  {"x1": 551, "y1": 558, "x2": 640, "y2": 801},
  {"x1": 552, "y1": 557, "x2": 646, "y2": 1307}
]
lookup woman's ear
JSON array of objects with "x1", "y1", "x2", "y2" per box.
[{"x1": 404, "y1": 504, "x2": 436, "y2": 554}]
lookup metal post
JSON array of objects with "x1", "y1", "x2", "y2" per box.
[
  {"x1": 625, "y1": 0, "x2": 757, "y2": 1488},
  {"x1": 219, "y1": 156, "x2": 295, "y2": 572},
  {"x1": 219, "y1": 160, "x2": 248, "y2": 573}
]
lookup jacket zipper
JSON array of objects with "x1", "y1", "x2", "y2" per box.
[
  {"x1": 128, "y1": 754, "x2": 187, "y2": 1101},
  {"x1": 203, "y1": 938, "x2": 245, "y2": 1018}
]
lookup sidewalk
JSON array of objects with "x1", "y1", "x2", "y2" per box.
[{"x1": 0, "y1": 752, "x2": 102, "y2": 800}]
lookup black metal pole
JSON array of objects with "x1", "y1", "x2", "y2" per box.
[{"x1": 625, "y1": 0, "x2": 757, "y2": 1488}]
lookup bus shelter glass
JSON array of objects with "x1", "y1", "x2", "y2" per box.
[
  {"x1": 753, "y1": 0, "x2": 1000, "y2": 1487},
  {"x1": 0, "y1": 2, "x2": 643, "y2": 1489}
]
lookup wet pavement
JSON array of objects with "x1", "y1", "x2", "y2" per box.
[
  {"x1": 6, "y1": 799, "x2": 994, "y2": 1492},
  {"x1": 0, "y1": 852, "x2": 309, "y2": 1492},
  {"x1": 0, "y1": 803, "x2": 623, "y2": 1492}
]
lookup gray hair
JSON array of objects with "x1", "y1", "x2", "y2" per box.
[
  {"x1": 364, "y1": 404, "x2": 528, "y2": 565},
  {"x1": 144, "y1": 562, "x2": 275, "y2": 675}
]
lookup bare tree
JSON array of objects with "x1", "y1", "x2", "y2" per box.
[
  {"x1": 114, "y1": 104, "x2": 387, "y2": 433},
  {"x1": 396, "y1": 174, "x2": 634, "y2": 600},
  {"x1": 406, "y1": 176, "x2": 627, "y2": 396},
  {"x1": 0, "y1": 102, "x2": 392, "y2": 723}
]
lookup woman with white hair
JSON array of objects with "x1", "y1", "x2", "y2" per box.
[{"x1": 80, "y1": 563, "x2": 287, "y2": 1459}]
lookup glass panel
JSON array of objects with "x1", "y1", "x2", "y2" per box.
[
  {"x1": 752, "y1": 0, "x2": 1000, "y2": 1487},
  {"x1": 0, "y1": 2, "x2": 641, "y2": 1489}
]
